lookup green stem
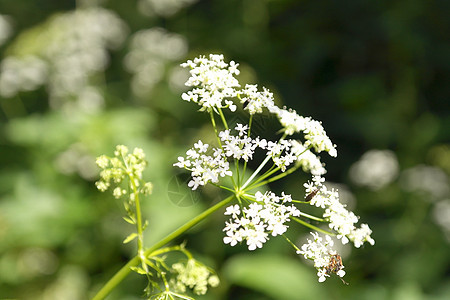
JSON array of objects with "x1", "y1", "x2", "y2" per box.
[
  {"x1": 129, "y1": 176, "x2": 147, "y2": 271},
  {"x1": 210, "y1": 111, "x2": 222, "y2": 148},
  {"x1": 292, "y1": 217, "x2": 335, "y2": 236},
  {"x1": 283, "y1": 234, "x2": 301, "y2": 252},
  {"x1": 298, "y1": 212, "x2": 326, "y2": 222},
  {"x1": 241, "y1": 155, "x2": 271, "y2": 189},
  {"x1": 217, "y1": 107, "x2": 229, "y2": 130},
  {"x1": 247, "y1": 163, "x2": 300, "y2": 191},
  {"x1": 92, "y1": 195, "x2": 234, "y2": 300},
  {"x1": 243, "y1": 165, "x2": 279, "y2": 191}
]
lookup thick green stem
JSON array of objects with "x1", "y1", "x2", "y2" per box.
[{"x1": 92, "y1": 195, "x2": 234, "y2": 300}]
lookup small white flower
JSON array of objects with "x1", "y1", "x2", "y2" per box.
[
  {"x1": 225, "y1": 204, "x2": 240, "y2": 216},
  {"x1": 194, "y1": 140, "x2": 209, "y2": 153},
  {"x1": 173, "y1": 156, "x2": 191, "y2": 168}
]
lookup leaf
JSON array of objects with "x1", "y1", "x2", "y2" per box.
[
  {"x1": 142, "y1": 220, "x2": 149, "y2": 230},
  {"x1": 123, "y1": 233, "x2": 138, "y2": 244},
  {"x1": 130, "y1": 266, "x2": 147, "y2": 275},
  {"x1": 123, "y1": 216, "x2": 135, "y2": 224},
  {"x1": 222, "y1": 253, "x2": 327, "y2": 299}
]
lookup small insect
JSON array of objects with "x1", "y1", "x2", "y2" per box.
[
  {"x1": 326, "y1": 254, "x2": 349, "y2": 285},
  {"x1": 243, "y1": 100, "x2": 249, "y2": 109},
  {"x1": 304, "y1": 189, "x2": 319, "y2": 202}
]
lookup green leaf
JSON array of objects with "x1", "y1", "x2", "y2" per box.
[
  {"x1": 222, "y1": 253, "x2": 328, "y2": 299},
  {"x1": 123, "y1": 233, "x2": 138, "y2": 244},
  {"x1": 123, "y1": 216, "x2": 135, "y2": 224},
  {"x1": 130, "y1": 266, "x2": 147, "y2": 275},
  {"x1": 142, "y1": 220, "x2": 149, "y2": 230}
]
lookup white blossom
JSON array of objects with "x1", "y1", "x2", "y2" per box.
[
  {"x1": 239, "y1": 84, "x2": 276, "y2": 114},
  {"x1": 223, "y1": 191, "x2": 300, "y2": 250},
  {"x1": 275, "y1": 108, "x2": 337, "y2": 157},
  {"x1": 297, "y1": 232, "x2": 345, "y2": 283},
  {"x1": 304, "y1": 176, "x2": 375, "y2": 247},
  {"x1": 180, "y1": 54, "x2": 240, "y2": 113},
  {"x1": 173, "y1": 141, "x2": 232, "y2": 190}
]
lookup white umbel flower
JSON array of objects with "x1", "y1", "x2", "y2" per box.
[
  {"x1": 297, "y1": 232, "x2": 346, "y2": 283},
  {"x1": 223, "y1": 191, "x2": 300, "y2": 250}
]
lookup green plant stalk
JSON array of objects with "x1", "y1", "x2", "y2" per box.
[
  {"x1": 217, "y1": 107, "x2": 229, "y2": 130},
  {"x1": 241, "y1": 154, "x2": 271, "y2": 189},
  {"x1": 243, "y1": 165, "x2": 279, "y2": 191},
  {"x1": 292, "y1": 217, "x2": 335, "y2": 236},
  {"x1": 247, "y1": 163, "x2": 300, "y2": 191},
  {"x1": 282, "y1": 234, "x2": 301, "y2": 252},
  {"x1": 210, "y1": 110, "x2": 222, "y2": 148},
  {"x1": 241, "y1": 115, "x2": 253, "y2": 184},
  {"x1": 92, "y1": 195, "x2": 234, "y2": 300},
  {"x1": 241, "y1": 133, "x2": 289, "y2": 190},
  {"x1": 298, "y1": 211, "x2": 326, "y2": 222},
  {"x1": 129, "y1": 175, "x2": 147, "y2": 272}
]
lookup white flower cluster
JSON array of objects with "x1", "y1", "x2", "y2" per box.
[
  {"x1": 95, "y1": 145, "x2": 153, "y2": 198},
  {"x1": 181, "y1": 54, "x2": 240, "y2": 112},
  {"x1": 174, "y1": 124, "x2": 327, "y2": 189},
  {"x1": 171, "y1": 259, "x2": 219, "y2": 295},
  {"x1": 0, "y1": 14, "x2": 12, "y2": 47},
  {"x1": 239, "y1": 84, "x2": 275, "y2": 115},
  {"x1": 297, "y1": 232, "x2": 345, "y2": 282},
  {"x1": 223, "y1": 191, "x2": 300, "y2": 251},
  {"x1": 290, "y1": 140, "x2": 327, "y2": 176},
  {"x1": 0, "y1": 8, "x2": 127, "y2": 112},
  {"x1": 177, "y1": 54, "x2": 375, "y2": 282},
  {"x1": 180, "y1": 55, "x2": 337, "y2": 158},
  {"x1": 124, "y1": 27, "x2": 187, "y2": 97},
  {"x1": 304, "y1": 176, "x2": 375, "y2": 248},
  {"x1": 0, "y1": 56, "x2": 49, "y2": 98},
  {"x1": 173, "y1": 140, "x2": 232, "y2": 190},
  {"x1": 219, "y1": 124, "x2": 266, "y2": 162},
  {"x1": 273, "y1": 108, "x2": 337, "y2": 157},
  {"x1": 138, "y1": 0, "x2": 198, "y2": 17}
]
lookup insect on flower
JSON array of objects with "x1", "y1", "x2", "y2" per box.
[
  {"x1": 326, "y1": 254, "x2": 349, "y2": 285},
  {"x1": 304, "y1": 189, "x2": 319, "y2": 202}
]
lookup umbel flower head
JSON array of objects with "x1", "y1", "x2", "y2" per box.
[
  {"x1": 95, "y1": 145, "x2": 153, "y2": 198},
  {"x1": 171, "y1": 259, "x2": 219, "y2": 295},
  {"x1": 175, "y1": 54, "x2": 374, "y2": 283},
  {"x1": 297, "y1": 232, "x2": 346, "y2": 283}
]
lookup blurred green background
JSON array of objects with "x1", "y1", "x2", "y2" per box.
[{"x1": 0, "y1": 0, "x2": 449, "y2": 299}]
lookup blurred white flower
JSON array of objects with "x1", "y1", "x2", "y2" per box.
[
  {"x1": 124, "y1": 28, "x2": 188, "y2": 97},
  {"x1": 138, "y1": 0, "x2": 198, "y2": 17},
  {"x1": 0, "y1": 8, "x2": 128, "y2": 114},
  {"x1": 400, "y1": 165, "x2": 449, "y2": 200},
  {"x1": 0, "y1": 14, "x2": 13, "y2": 47},
  {"x1": 0, "y1": 56, "x2": 48, "y2": 98},
  {"x1": 432, "y1": 199, "x2": 450, "y2": 242},
  {"x1": 349, "y1": 150, "x2": 399, "y2": 190}
]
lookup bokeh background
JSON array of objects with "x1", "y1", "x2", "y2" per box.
[{"x1": 0, "y1": 0, "x2": 449, "y2": 299}]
